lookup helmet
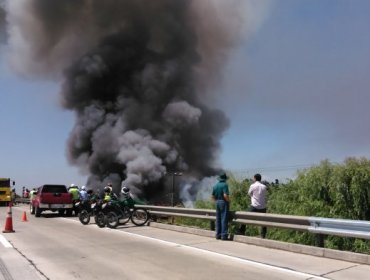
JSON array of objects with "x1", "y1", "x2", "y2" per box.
[
  {"x1": 121, "y1": 186, "x2": 130, "y2": 194},
  {"x1": 104, "y1": 186, "x2": 111, "y2": 193},
  {"x1": 81, "y1": 186, "x2": 86, "y2": 190},
  {"x1": 70, "y1": 183, "x2": 76, "y2": 188}
]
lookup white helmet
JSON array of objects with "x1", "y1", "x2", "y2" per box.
[
  {"x1": 121, "y1": 186, "x2": 130, "y2": 194},
  {"x1": 81, "y1": 186, "x2": 86, "y2": 190}
]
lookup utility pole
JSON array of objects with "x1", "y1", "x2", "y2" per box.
[{"x1": 168, "y1": 172, "x2": 182, "y2": 207}]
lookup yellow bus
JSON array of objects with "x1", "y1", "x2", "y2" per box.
[{"x1": 0, "y1": 178, "x2": 13, "y2": 206}]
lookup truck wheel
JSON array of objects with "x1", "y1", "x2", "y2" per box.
[
  {"x1": 30, "y1": 204, "x2": 35, "y2": 215},
  {"x1": 35, "y1": 207, "x2": 42, "y2": 217}
]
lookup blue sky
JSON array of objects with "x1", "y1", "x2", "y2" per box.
[
  {"x1": 0, "y1": 61, "x2": 84, "y2": 190},
  {"x1": 1, "y1": 0, "x2": 370, "y2": 192},
  {"x1": 219, "y1": 0, "x2": 370, "y2": 180}
]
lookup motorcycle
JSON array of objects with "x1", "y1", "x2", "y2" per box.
[
  {"x1": 72, "y1": 199, "x2": 81, "y2": 216},
  {"x1": 105, "y1": 197, "x2": 149, "y2": 229},
  {"x1": 78, "y1": 198, "x2": 106, "y2": 227}
]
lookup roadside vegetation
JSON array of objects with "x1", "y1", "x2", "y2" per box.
[{"x1": 174, "y1": 157, "x2": 370, "y2": 254}]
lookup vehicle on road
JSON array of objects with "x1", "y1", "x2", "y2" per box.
[
  {"x1": 30, "y1": 184, "x2": 73, "y2": 217},
  {"x1": 105, "y1": 197, "x2": 149, "y2": 228},
  {"x1": 0, "y1": 178, "x2": 13, "y2": 206},
  {"x1": 78, "y1": 199, "x2": 106, "y2": 227}
]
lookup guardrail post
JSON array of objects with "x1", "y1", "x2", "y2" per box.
[
  {"x1": 170, "y1": 216, "x2": 175, "y2": 224},
  {"x1": 315, "y1": 234, "x2": 325, "y2": 247}
]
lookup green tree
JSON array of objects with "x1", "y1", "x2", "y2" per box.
[
  {"x1": 176, "y1": 159, "x2": 370, "y2": 253},
  {"x1": 228, "y1": 176, "x2": 250, "y2": 211},
  {"x1": 329, "y1": 157, "x2": 370, "y2": 220},
  {"x1": 269, "y1": 160, "x2": 335, "y2": 217},
  {"x1": 268, "y1": 158, "x2": 370, "y2": 252}
]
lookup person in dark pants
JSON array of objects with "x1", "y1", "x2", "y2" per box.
[
  {"x1": 239, "y1": 173, "x2": 268, "y2": 238},
  {"x1": 212, "y1": 173, "x2": 230, "y2": 240}
]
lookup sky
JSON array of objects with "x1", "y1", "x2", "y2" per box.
[
  {"x1": 219, "y1": 0, "x2": 370, "y2": 180},
  {"x1": 1, "y1": 0, "x2": 370, "y2": 193}
]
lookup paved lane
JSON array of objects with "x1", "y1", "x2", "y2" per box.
[{"x1": 0, "y1": 204, "x2": 368, "y2": 280}]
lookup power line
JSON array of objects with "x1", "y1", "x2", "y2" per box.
[{"x1": 229, "y1": 163, "x2": 314, "y2": 174}]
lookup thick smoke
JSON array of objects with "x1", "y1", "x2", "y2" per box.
[
  {"x1": 5, "y1": 0, "x2": 251, "y2": 201},
  {"x1": 0, "y1": 0, "x2": 6, "y2": 43}
]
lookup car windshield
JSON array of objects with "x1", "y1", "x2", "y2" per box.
[
  {"x1": 0, "y1": 180, "x2": 10, "y2": 187},
  {"x1": 42, "y1": 185, "x2": 68, "y2": 193}
]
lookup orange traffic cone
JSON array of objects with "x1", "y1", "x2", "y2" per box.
[
  {"x1": 21, "y1": 211, "x2": 28, "y2": 222},
  {"x1": 3, "y1": 202, "x2": 15, "y2": 233}
]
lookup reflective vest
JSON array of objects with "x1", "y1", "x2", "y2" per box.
[
  {"x1": 69, "y1": 188, "x2": 80, "y2": 200},
  {"x1": 104, "y1": 194, "x2": 111, "y2": 202},
  {"x1": 29, "y1": 190, "x2": 36, "y2": 200}
]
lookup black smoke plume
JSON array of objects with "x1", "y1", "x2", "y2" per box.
[
  {"x1": 0, "y1": 0, "x2": 6, "y2": 43},
  {"x1": 5, "y1": 0, "x2": 247, "y2": 201}
]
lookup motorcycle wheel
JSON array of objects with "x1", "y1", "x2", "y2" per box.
[
  {"x1": 79, "y1": 210, "x2": 91, "y2": 225},
  {"x1": 119, "y1": 207, "x2": 131, "y2": 225},
  {"x1": 95, "y1": 212, "x2": 106, "y2": 228},
  {"x1": 66, "y1": 209, "x2": 73, "y2": 217},
  {"x1": 106, "y1": 211, "x2": 119, "y2": 229},
  {"x1": 130, "y1": 208, "x2": 149, "y2": 226},
  {"x1": 58, "y1": 209, "x2": 65, "y2": 216}
]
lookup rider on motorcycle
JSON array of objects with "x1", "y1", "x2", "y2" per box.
[
  {"x1": 120, "y1": 186, "x2": 135, "y2": 207},
  {"x1": 103, "y1": 184, "x2": 118, "y2": 202},
  {"x1": 68, "y1": 184, "x2": 80, "y2": 200},
  {"x1": 79, "y1": 186, "x2": 88, "y2": 201},
  {"x1": 103, "y1": 186, "x2": 112, "y2": 202},
  {"x1": 69, "y1": 184, "x2": 80, "y2": 216},
  {"x1": 121, "y1": 186, "x2": 131, "y2": 199}
]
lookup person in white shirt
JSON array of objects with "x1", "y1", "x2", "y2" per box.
[
  {"x1": 238, "y1": 173, "x2": 268, "y2": 238},
  {"x1": 249, "y1": 173, "x2": 267, "y2": 211},
  {"x1": 79, "y1": 186, "x2": 88, "y2": 201}
]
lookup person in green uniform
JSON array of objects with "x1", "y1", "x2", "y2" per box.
[{"x1": 212, "y1": 172, "x2": 230, "y2": 240}]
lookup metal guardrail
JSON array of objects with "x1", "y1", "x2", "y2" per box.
[
  {"x1": 14, "y1": 198, "x2": 30, "y2": 204},
  {"x1": 308, "y1": 217, "x2": 370, "y2": 239},
  {"x1": 138, "y1": 205, "x2": 370, "y2": 243},
  {"x1": 139, "y1": 205, "x2": 216, "y2": 220},
  {"x1": 233, "y1": 211, "x2": 311, "y2": 231}
]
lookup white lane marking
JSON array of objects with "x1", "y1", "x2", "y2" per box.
[
  {"x1": 63, "y1": 218, "x2": 329, "y2": 279},
  {"x1": 0, "y1": 235, "x2": 13, "y2": 248},
  {"x1": 110, "y1": 229, "x2": 330, "y2": 280}
]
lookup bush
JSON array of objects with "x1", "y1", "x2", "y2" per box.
[{"x1": 172, "y1": 158, "x2": 370, "y2": 253}]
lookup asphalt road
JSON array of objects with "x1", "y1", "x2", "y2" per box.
[{"x1": 0, "y1": 204, "x2": 369, "y2": 280}]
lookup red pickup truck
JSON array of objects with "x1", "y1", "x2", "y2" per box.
[{"x1": 30, "y1": 184, "x2": 73, "y2": 217}]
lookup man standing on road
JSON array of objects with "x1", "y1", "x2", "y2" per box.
[
  {"x1": 212, "y1": 172, "x2": 230, "y2": 241},
  {"x1": 238, "y1": 173, "x2": 268, "y2": 238},
  {"x1": 29, "y1": 188, "x2": 37, "y2": 201},
  {"x1": 248, "y1": 173, "x2": 268, "y2": 238},
  {"x1": 11, "y1": 188, "x2": 16, "y2": 205}
]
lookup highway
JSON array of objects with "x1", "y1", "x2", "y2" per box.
[{"x1": 0, "y1": 204, "x2": 369, "y2": 280}]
